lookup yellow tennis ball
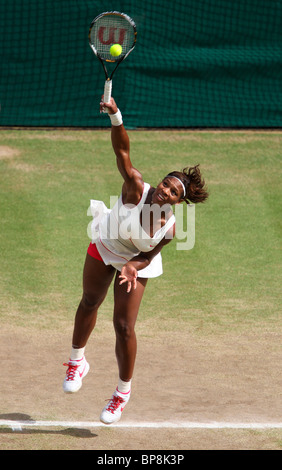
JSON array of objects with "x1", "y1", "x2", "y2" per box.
[{"x1": 110, "y1": 44, "x2": 122, "y2": 57}]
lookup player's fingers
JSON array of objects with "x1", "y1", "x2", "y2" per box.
[
  {"x1": 100, "y1": 99, "x2": 106, "y2": 113},
  {"x1": 119, "y1": 275, "x2": 127, "y2": 285}
]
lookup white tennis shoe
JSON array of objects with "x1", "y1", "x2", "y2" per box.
[
  {"x1": 100, "y1": 388, "x2": 130, "y2": 424},
  {"x1": 63, "y1": 357, "x2": 90, "y2": 393}
]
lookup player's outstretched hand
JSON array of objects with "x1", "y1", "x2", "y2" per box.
[{"x1": 119, "y1": 263, "x2": 138, "y2": 293}]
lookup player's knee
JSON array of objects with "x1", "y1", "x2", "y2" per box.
[
  {"x1": 113, "y1": 318, "x2": 135, "y2": 341},
  {"x1": 81, "y1": 291, "x2": 101, "y2": 312}
]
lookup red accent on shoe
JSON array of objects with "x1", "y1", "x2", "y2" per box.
[
  {"x1": 116, "y1": 387, "x2": 131, "y2": 395},
  {"x1": 64, "y1": 361, "x2": 87, "y2": 380},
  {"x1": 63, "y1": 363, "x2": 79, "y2": 381},
  {"x1": 106, "y1": 394, "x2": 125, "y2": 414}
]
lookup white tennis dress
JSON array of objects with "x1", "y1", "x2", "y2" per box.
[{"x1": 88, "y1": 183, "x2": 175, "y2": 278}]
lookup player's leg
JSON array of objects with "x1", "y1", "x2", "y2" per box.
[
  {"x1": 113, "y1": 274, "x2": 147, "y2": 381},
  {"x1": 63, "y1": 252, "x2": 116, "y2": 393},
  {"x1": 72, "y1": 253, "x2": 116, "y2": 348},
  {"x1": 100, "y1": 274, "x2": 147, "y2": 423}
]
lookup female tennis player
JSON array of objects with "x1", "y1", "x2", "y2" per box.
[{"x1": 63, "y1": 97, "x2": 208, "y2": 424}]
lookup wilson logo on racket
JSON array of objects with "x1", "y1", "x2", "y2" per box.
[{"x1": 98, "y1": 27, "x2": 127, "y2": 45}]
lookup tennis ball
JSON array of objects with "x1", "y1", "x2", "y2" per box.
[{"x1": 110, "y1": 44, "x2": 122, "y2": 57}]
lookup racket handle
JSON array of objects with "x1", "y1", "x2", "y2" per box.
[{"x1": 103, "y1": 79, "x2": 112, "y2": 114}]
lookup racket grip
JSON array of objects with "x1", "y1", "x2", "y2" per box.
[{"x1": 103, "y1": 79, "x2": 112, "y2": 114}]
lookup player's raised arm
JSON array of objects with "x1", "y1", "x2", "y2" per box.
[{"x1": 101, "y1": 97, "x2": 143, "y2": 203}]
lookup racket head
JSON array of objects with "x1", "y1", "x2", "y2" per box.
[{"x1": 89, "y1": 11, "x2": 137, "y2": 63}]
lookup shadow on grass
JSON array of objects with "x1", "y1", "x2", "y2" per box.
[{"x1": 0, "y1": 413, "x2": 97, "y2": 438}]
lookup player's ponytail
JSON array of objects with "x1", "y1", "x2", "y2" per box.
[{"x1": 182, "y1": 165, "x2": 208, "y2": 204}]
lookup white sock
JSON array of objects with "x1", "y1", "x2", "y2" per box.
[
  {"x1": 70, "y1": 346, "x2": 85, "y2": 361},
  {"x1": 117, "y1": 378, "x2": 131, "y2": 396}
]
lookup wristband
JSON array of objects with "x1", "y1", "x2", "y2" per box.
[{"x1": 109, "y1": 109, "x2": 123, "y2": 126}]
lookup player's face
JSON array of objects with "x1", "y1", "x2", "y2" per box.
[{"x1": 152, "y1": 177, "x2": 183, "y2": 206}]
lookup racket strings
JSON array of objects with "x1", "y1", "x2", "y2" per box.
[{"x1": 90, "y1": 15, "x2": 135, "y2": 61}]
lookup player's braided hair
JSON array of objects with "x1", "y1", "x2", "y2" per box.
[{"x1": 167, "y1": 165, "x2": 209, "y2": 204}]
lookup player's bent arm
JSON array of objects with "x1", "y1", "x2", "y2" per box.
[
  {"x1": 119, "y1": 235, "x2": 173, "y2": 293},
  {"x1": 125, "y1": 224, "x2": 175, "y2": 272},
  {"x1": 119, "y1": 221, "x2": 175, "y2": 293}
]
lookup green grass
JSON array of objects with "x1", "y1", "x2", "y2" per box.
[{"x1": 0, "y1": 129, "x2": 281, "y2": 333}]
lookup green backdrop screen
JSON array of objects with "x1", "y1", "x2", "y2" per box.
[{"x1": 0, "y1": 0, "x2": 281, "y2": 127}]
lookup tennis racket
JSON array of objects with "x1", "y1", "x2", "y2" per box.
[{"x1": 89, "y1": 11, "x2": 137, "y2": 113}]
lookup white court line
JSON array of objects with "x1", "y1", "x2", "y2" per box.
[{"x1": 1, "y1": 419, "x2": 282, "y2": 430}]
